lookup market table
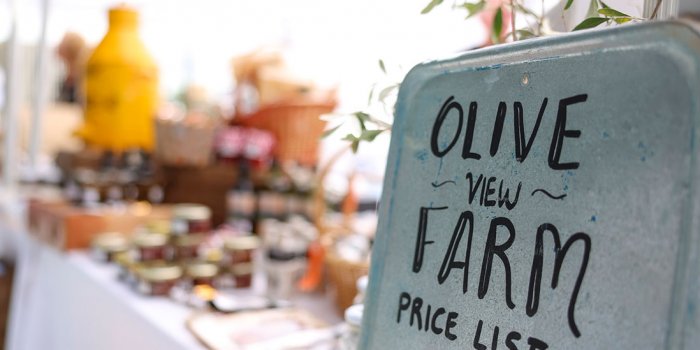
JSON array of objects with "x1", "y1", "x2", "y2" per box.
[{"x1": 6, "y1": 227, "x2": 341, "y2": 350}]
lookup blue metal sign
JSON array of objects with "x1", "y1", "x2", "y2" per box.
[{"x1": 361, "y1": 22, "x2": 700, "y2": 349}]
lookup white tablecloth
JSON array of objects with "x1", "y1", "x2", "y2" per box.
[
  {"x1": 7, "y1": 233, "x2": 205, "y2": 350},
  {"x1": 6, "y1": 229, "x2": 341, "y2": 350}
]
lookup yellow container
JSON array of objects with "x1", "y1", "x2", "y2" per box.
[{"x1": 78, "y1": 6, "x2": 158, "y2": 152}]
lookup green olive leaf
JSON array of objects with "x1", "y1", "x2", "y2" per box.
[
  {"x1": 564, "y1": 0, "x2": 575, "y2": 10},
  {"x1": 378, "y1": 84, "x2": 398, "y2": 103},
  {"x1": 360, "y1": 129, "x2": 384, "y2": 142},
  {"x1": 421, "y1": 0, "x2": 444, "y2": 14},
  {"x1": 321, "y1": 124, "x2": 342, "y2": 138},
  {"x1": 462, "y1": 1, "x2": 486, "y2": 18},
  {"x1": 491, "y1": 8, "x2": 503, "y2": 44},
  {"x1": 515, "y1": 29, "x2": 536, "y2": 39},
  {"x1": 598, "y1": 8, "x2": 629, "y2": 17},
  {"x1": 573, "y1": 17, "x2": 608, "y2": 31}
]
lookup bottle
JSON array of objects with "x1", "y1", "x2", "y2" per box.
[
  {"x1": 255, "y1": 160, "x2": 289, "y2": 234},
  {"x1": 226, "y1": 160, "x2": 256, "y2": 233},
  {"x1": 78, "y1": 5, "x2": 158, "y2": 152}
]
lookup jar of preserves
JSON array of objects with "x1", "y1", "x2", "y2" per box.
[
  {"x1": 136, "y1": 262, "x2": 182, "y2": 296},
  {"x1": 171, "y1": 204, "x2": 211, "y2": 235},
  {"x1": 172, "y1": 234, "x2": 205, "y2": 261},
  {"x1": 230, "y1": 262, "x2": 254, "y2": 288},
  {"x1": 91, "y1": 232, "x2": 129, "y2": 262},
  {"x1": 223, "y1": 235, "x2": 260, "y2": 266},
  {"x1": 114, "y1": 251, "x2": 138, "y2": 287},
  {"x1": 184, "y1": 261, "x2": 219, "y2": 288},
  {"x1": 132, "y1": 232, "x2": 169, "y2": 261}
]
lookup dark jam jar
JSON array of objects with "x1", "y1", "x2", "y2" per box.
[
  {"x1": 132, "y1": 232, "x2": 170, "y2": 261},
  {"x1": 91, "y1": 232, "x2": 129, "y2": 262},
  {"x1": 136, "y1": 263, "x2": 182, "y2": 296},
  {"x1": 172, "y1": 204, "x2": 212, "y2": 235},
  {"x1": 223, "y1": 235, "x2": 261, "y2": 266},
  {"x1": 230, "y1": 263, "x2": 253, "y2": 288},
  {"x1": 184, "y1": 261, "x2": 219, "y2": 287},
  {"x1": 172, "y1": 234, "x2": 205, "y2": 261}
]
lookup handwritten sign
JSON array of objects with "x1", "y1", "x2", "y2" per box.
[{"x1": 361, "y1": 22, "x2": 700, "y2": 350}]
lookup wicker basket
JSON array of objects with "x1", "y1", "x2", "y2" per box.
[
  {"x1": 324, "y1": 238, "x2": 370, "y2": 313},
  {"x1": 155, "y1": 119, "x2": 217, "y2": 167},
  {"x1": 238, "y1": 101, "x2": 335, "y2": 167}
]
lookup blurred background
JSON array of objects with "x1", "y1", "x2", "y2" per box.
[{"x1": 0, "y1": 0, "x2": 698, "y2": 349}]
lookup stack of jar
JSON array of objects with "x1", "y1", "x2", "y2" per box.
[
  {"x1": 64, "y1": 149, "x2": 164, "y2": 207},
  {"x1": 91, "y1": 203, "x2": 262, "y2": 297},
  {"x1": 226, "y1": 159, "x2": 317, "y2": 236}
]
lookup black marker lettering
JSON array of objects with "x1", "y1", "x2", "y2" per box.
[
  {"x1": 413, "y1": 206, "x2": 448, "y2": 273},
  {"x1": 490, "y1": 102, "x2": 507, "y2": 156},
  {"x1": 479, "y1": 217, "x2": 516, "y2": 309},
  {"x1": 513, "y1": 98, "x2": 547, "y2": 162},
  {"x1": 473, "y1": 320, "x2": 487, "y2": 350},
  {"x1": 527, "y1": 337, "x2": 549, "y2": 350},
  {"x1": 548, "y1": 94, "x2": 587, "y2": 170},
  {"x1": 431, "y1": 307, "x2": 446, "y2": 335},
  {"x1": 410, "y1": 297, "x2": 423, "y2": 329},
  {"x1": 397, "y1": 292, "x2": 411, "y2": 323},
  {"x1": 506, "y1": 331, "x2": 522, "y2": 350},
  {"x1": 484, "y1": 177, "x2": 497, "y2": 206},
  {"x1": 437, "y1": 211, "x2": 475, "y2": 293},
  {"x1": 526, "y1": 223, "x2": 591, "y2": 337},
  {"x1": 431, "y1": 96, "x2": 463, "y2": 157},
  {"x1": 462, "y1": 102, "x2": 482, "y2": 159}
]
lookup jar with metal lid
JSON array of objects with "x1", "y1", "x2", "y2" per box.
[
  {"x1": 340, "y1": 304, "x2": 364, "y2": 350},
  {"x1": 91, "y1": 232, "x2": 129, "y2": 262},
  {"x1": 223, "y1": 235, "x2": 260, "y2": 266},
  {"x1": 132, "y1": 232, "x2": 170, "y2": 261},
  {"x1": 144, "y1": 219, "x2": 171, "y2": 235},
  {"x1": 171, "y1": 204, "x2": 211, "y2": 235},
  {"x1": 230, "y1": 262, "x2": 254, "y2": 288},
  {"x1": 183, "y1": 261, "x2": 219, "y2": 288},
  {"x1": 136, "y1": 262, "x2": 182, "y2": 296},
  {"x1": 114, "y1": 252, "x2": 139, "y2": 287},
  {"x1": 172, "y1": 234, "x2": 205, "y2": 261}
]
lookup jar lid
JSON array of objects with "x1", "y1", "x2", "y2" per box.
[
  {"x1": 145, "y1": 220, "x2": 171, "y2": 235},
  {"x1": 229, "y1": 262, "x2": 254, "y2": 275},
  {"x1": 173, "y1": 204, "x2": 211, "y2": 221},
  {"x1": 344, "y1": 304, "x2": 364, "y2": 327},
  {"x1": 224, "y1": 235, "x2": 261, "y2": 251},
  {"x1": 138, "y1": 263, "x2": 182, "y2": 282},
  {"x1": 132, "y1": 232, "x2": 169, "y2": 247},
  {"x1": 92, "y1": 232, "x2": 129, "y2": 252},
  {"x1": 204, "y1": 248, "x2": 223, "y2": 263},
  {"x1": 113, "y1": 251, "x2": 133, "y2": 267},
  {"x1": 185, "y1": 262, "x2": 219, "y2": 278},
  {"x1": 174, "y1": 233, "x2": 206, "y2": 247},
  {"x1": 356, "y1": 275, "x2": 369, "y2": 293}
]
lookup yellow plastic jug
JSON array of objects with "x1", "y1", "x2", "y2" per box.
[{"x1": 78, "y1": 6, "x2": 158, "y2": 152}]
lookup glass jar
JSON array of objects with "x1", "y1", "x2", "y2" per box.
[
  {"x1": 114, "y1": 252, "x2": 139, "y2": 287},
  {"x1": 171, "y1": 204, "x2": 211, "y2": 235},
  {"x1": 91, "y1": 232, "x2": 129, "y2": 262},
  {"x1": 132, "y1": 232, "x2": 170, "y2": 261},
  {"x1": 172, "y1": 234, "x2": 205, "y2": 261},
  {"x1": 265, "y1": 248, "x2": 307, "y2": 300},
  {"x1": 223, "y1": 235, "x2": 260, "y2": 266},
  {"x1": 136, "y1": 262, "x2": 182, "y2": 296},
  {"x1": 340, "y1": 304, "x2": 364, "y2": 350},
  {"x1": 184, "y1": 261, "x2": 219, "y2": 288},
  {"x1": 230, "y1": 263, "x2": 254, "y2": 288}
]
